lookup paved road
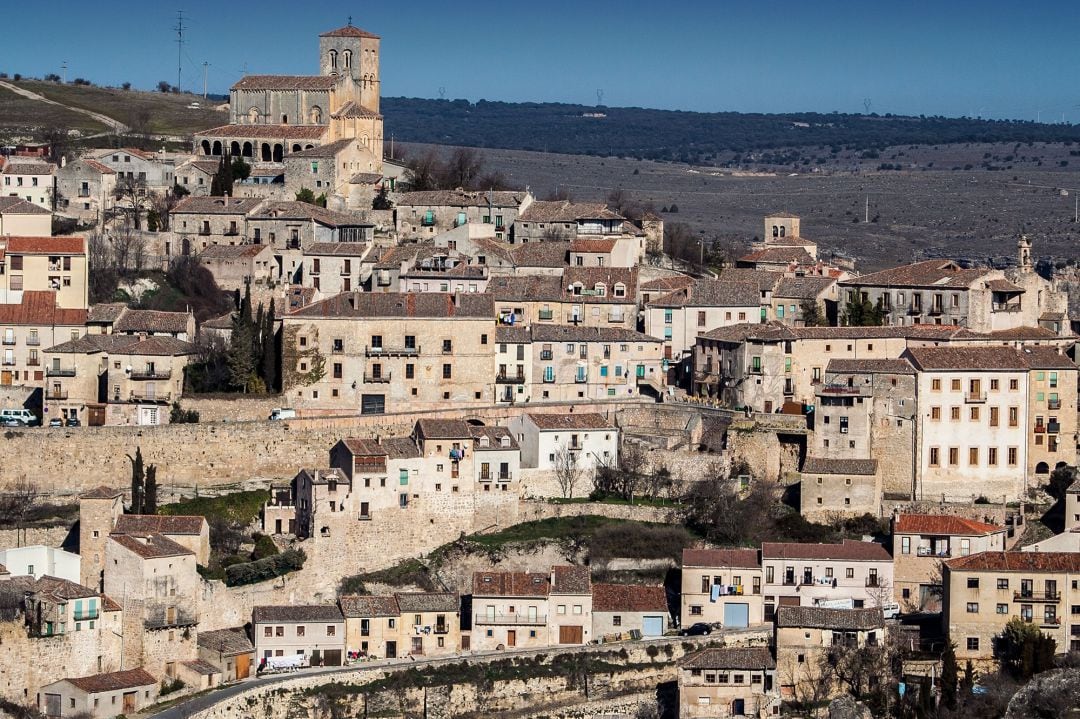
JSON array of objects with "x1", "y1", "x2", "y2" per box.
[
  {"x1": 145, "y1": 630, "x2": 761, "y2": 719},
  {"x1": 0, "y1": 79, "x2": 129, "y2": 135}
]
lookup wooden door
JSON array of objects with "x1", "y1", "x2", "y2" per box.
[
  {"x1": 123, "y1": 692, "x2": 136, "y2": 713},
  {"x1": 323, "y1": 649, "x2": 342, "y2": 666},
  {"x1": 506, "y1": 630, "x2": 516, "y2": 647},
  {"x1": 0, "y1": 371, "x2": 11, "y2": 386},
  {"x1": 558, "y1": 625, "x2": 583, "y2": 644},
  {"x1": 386, "y1": 641, "x2": 397, "y2": 658},
  {"x1": 235, "y1": 652, "x2": 251, "y2": 680}
]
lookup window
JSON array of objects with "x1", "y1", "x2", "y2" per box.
[
  {"x1": 442, "y1": 364, "x2": 452, "y2": 379},
  {"x1": 326, "y1": 625, "x2": 336, "y2": 636},
  {"x1": 1007, "y1": 447, "x2": 1018, "y2": 466},
  {"x1": 1008, "y1": 407, "x2": 1019, "y2": 427},
  {"x1": 989, "y1": 407, "x2": 999, "y2": 427},
  {"x1": 931, "y1": 378, "x2": 941, "y2": 391},
  {"x1": 970, "y1": 406, "x2": 980, "y2": 421},
  {"x1": 997, "y1": 578, "x2": 1009, "y2": 590},
  {"x1": 966, "y1": 602, "x2": 979, "y2": 613},
  {"x1": 931, "y1": 406, "x2": 941, "y2": 421},
  {"x1": 988, "y1": 447, "x2": 998, "y2": 465},
  {"x1": 951, "y1": 378, "x2": 961, "y2": 391},
  {"x1": 296, "y1": 625, "x2": 305, "y2": 636},
  {"x1": 929, "y1": 447, "x2": 940, "y2": 467},
  {"x1": 613, "y1": 615, "x2": 622, "y2": 626},
  {"x1": 845, "y1": 568, "x2": 854, "y2": 579},
  {"x1": 950, "y1": 406, "x2": 960, "y2": 420},
  {"x1": 966, "y1": 638, "x2": 979, "y2": 651},
  {"x1": 1009, "y1": 379, "x2": 1019, "y2": 391},
  {"x1": 967, "y1": 578, "x2": 979, "y2": 589},
  {"x1": 697, "y1": 311, "x2": 706, "y2": 327},
  {"x1": 968, "y1": 447, "x2": 979, "y2": 465},
  {"x1": 949, "y1": 447, "x2": 959, "y2": 466},
  {"x1": 901, "y1": 537, "x2": 910, "y2": 554},
  {"x1": 996, "y1": 604, "x2": 1008, "y2": 614}
]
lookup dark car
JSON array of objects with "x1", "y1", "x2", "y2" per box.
[
  {"x1": 0, "y1": 417, "x2": 23, "y2": 428},
  {"x1": 680, "y1": 622, "x2": 714, "y2": 636},
  {"x1": 48, "y1": 418, "x2": 63, "y2": 428},
  {"x1": 65, "y1": 416, "x2": 81, "y2": 427}
]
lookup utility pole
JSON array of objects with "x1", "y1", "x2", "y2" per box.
[
  {"x1": 202, "y1": 62, "x2": 209, "y2": 99},
  {"x1": 175, "y1": 9, "x2": 185, "y2": 93},
  {"x1": 865, "y1": 195, "x2": 869, "y2": 223},
  {"x1": 61, "y1": 60, "x2": 67, "y2": 84},
  {"x1": 1074, "y1": 194, "x2": 1077, "y2": 223}
]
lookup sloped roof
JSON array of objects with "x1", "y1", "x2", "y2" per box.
[
  {"x1": 320, "y1": 24, "x2": 380, "y2": 39},
  {"x1": 109, "y1": 533, "x2": 193, "y2": 560},
  {"x1": 0, "y1": 291, "x2": 86, "y2": 327},
  {"x1": 680, "y1": 647, "x2": 775, "y2": 670},
  {"x1": 338, "y1": 595, "x2": 399, "y2": 618},
  {"x1": 826, "y1": 359, "x2": 915, "y2": 374},
  {"x1": 518, "y1": 200, "x2": 624, "y2": 223},
  {"x1": 198, "y1": 244, "x2": 269, "y2": 259},
  {"x1": 591, "y1": 584, "x2": 667, "y2": 612},
  {"x1": 252, "y1": 201, "x2": 372, "y2": 227},
  {"x1": 774, "y1": 276, "x2": 835, "y2": 299},
  {"x1": 551, "y1": 565, "x2": 591, "y2": 594},
  {"x1": 395, "y1": 189, "x2": 528, "y2": 208},
  {"x1": 394, "y1": 592, "x2": 459, "y2": 613},
  {"x1": 682, "y1": 548, "x2": 761, "y2": 569},
  {"x1": 762, "y1": 539, "x2": 890, "y2": 562},
  {"x1": 776, "y1": 606, "x2": 884, "y2": 630},
  {"x1": 472, "y1": 571, "x2": 550, "y2": 597},
  {"x1": 198, "y1": 627, "x2": 254, "y2": 655},
  {"x1": 738, "y1": 247, "x2": 814, "y2": 264},
  {"x1": 231, "y1": 75, "x2": 336, "y2": 91},
  {"x1": 113, "y1": 515, "x2": 206, "y2": 536},
  {"x1": 112, "y1": 308, "x2": 192, "y2": 335},
  {"x1": 330, "y1": 101, "x2": 381, "y2": 120},
  {"x1": 0, "y1": 196, "x2": 50, "y2": 214},
  {"x1": 414, "y1": 418, "x2": 473, "y2": 439},
  {"x1": 252, "y1": 604, "x2": 344, "y2": 622},
  {"x1": 195, "y1": 124, "x2": 327, "y2": 140},
  {"x1": 904, "y1": 346, "x2": 1033, "y2": 371},
  {"x1": 46, "y1": 334, "x2": 196, "y2": 356},
  {"x1": 894, "y1": 514, "x2": 1002, "y2": 537},
  {"x1": 944, "y1": 551, "x2": 1080, "y2": 572},
  {"x1": 288, "y1": 291, "x2": 493, "y2": 320},
  {"x1": 65, "y1": 668, "x2": 157, "y2": 693},
  {"x1": 647, "y1": 279, "x2": 760, "y2": 308},
  {"x1": 526, "y1": 413, "x2": 613, "y2": 431},
  {"x1": 80, "y1": 486, "x2": 123, "y2": 500},
  {"x1": 508, "y1": 241, "x2": 570, "y2": 268},
  {"x1": 87, "y1": 303, "x2": 127, "y2": 324},
  {"x1": 842, "y1": 260, "x2": 994, "y2": 289},
  {"x1": 286, "y1": 139, "x2": 354, "y2": 158},
  {"x1": 528, "y1": 324, "x2": 658, "y2": 344},
  {"x1": 33, "y1": 576, "x2": 100, "y2": 602},
  {"x1": 182, "y1": 659, "x2": 222, "y2": 676},
  {"x1": 801, "y1": 457, "x2": 878, "y2": 476},
  {"x1": 2, "y1": 236, "x2": 85, "y2": 255}
]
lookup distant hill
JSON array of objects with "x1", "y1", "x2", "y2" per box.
[{"x1": 382, "y1": 97, "x2": 1080, "y2": 164}]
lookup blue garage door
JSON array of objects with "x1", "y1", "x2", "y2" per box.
[
  {"x1": 723, "y1": 603, "x2": 749, "y2": 628},
  {"x1": 641, "y1": 615, "x2": 664, "y2": 637}
]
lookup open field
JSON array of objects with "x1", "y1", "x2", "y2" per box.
[
  {"x1": 0, "y1": 85, "x2": 106, "y2": 138},
  {"x1": 401, "y1": 142, "x2": 1080, "y2": 270}
]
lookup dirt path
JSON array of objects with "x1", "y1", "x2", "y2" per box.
[{"x1": 0, "y1": 79, "x2": 128, "y2": 134}]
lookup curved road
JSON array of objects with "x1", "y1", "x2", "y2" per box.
[
  {"x1": 145, "y1": 629, "x2": 762, "y2": 719},
  {"x1": 0, "y1": 80, "x2": 129, "y2": 135}
]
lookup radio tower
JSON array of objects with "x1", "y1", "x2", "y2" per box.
[{"x1": 174, "y1": 10, "x2": 185, "y2": 93}]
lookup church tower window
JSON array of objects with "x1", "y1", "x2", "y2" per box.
[
  {"x1": 328, "y1": 50, "x2": 338, "y2": 72},
  {"x1": 343, "y1": 50, "x2": 352, "y2": 69}
]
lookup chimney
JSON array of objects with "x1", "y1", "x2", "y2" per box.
[
  {"x1": 453, "y1": 290, "x2": 461, "y2": 308},
  {"x1": 550, "y1": 567, "x2": 556, "y2": 586}
]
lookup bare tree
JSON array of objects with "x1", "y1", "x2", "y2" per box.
[
  {"x1": 0, "y1": 480, "x2": 40, "y2": 532},
  {"x1": 113, "y1": 178, "x2": 153, "y2": 230},
  {"x1": 440, "y1": 147, "x2": 483, "y2": 189},
  {"x1": 111, "y1": 221, "x2": 146, "y2": 273},
  {"x1": 553, "y1": 444, "x2": 586, "y2": 499}
]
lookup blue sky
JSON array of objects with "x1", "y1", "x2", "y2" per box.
[{"x1": 4, "y1": 0, "x2": 1077, "y2": 121}]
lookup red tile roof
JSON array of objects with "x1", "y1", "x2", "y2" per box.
[
  {"x1": 894, "y1": 514, "x2": 1003, "y2": 537},
  {"x1": 195, "y1": 124, "x2": 327, "y2": 140},
  {"x1": 842, "y1": 260, "x2": 994, "y2": 289},
  {"x1": 338, "y1": 595, "x2": 399, "y2": 618},
  {"x1": 944, "y1": 551, "x2": 1080, "y2": 572},
  {"x1": 288, "y1": 291, "x2": 493, "y2": 320},
  {"x1": 570, "y1": 238, "x2": 618, "y2": 253},
  {"x1": 2, "y1": 236, "x2": 85, "y2": 254},
  {"x1": 680, "y1": 647, "x2": 775, "y2": 670},
  {"x1": 0, "y1": 291, "x2": 86, "y2": 326},
  {"x1": 682, "y1": 548, "x2": 760, "y2": 569},
  {"x1": 551, "y1": 565, "x2": 591, "y2": 594},
  {"x1": 109, "y1": 533, "x2": 193, "y2": 559},
  {"x1": 472, "y1": 571, "x2": 551, "y2": 597},
  {"x1": 320, "y1": 24, "x2": 380, "y2": 39},
  {"x1": 591, "y1": 583, "x2": 667, "y2": 612},
  {"x1": 231, "y1": 75, "x2": 336, "y2": 91},
  {"x1": 762, "y1": 539, "x2": 891, "y2": 562},
  {"x1": 65, "y1": 668, "x2": 157, "y2": 693},
  {"x1": 113, "y1": 515, "x2": 206, "y2": 536},
  {"x1": 738, "y1": 247, "x2": 814, "y2": 264},
  {"x1": 0, "y1": 196, "x2": 50, "y2": 214},
  {"x1": 526, "y1": 412, "x2": 613, "y2": 431},
  {"x1": 80, "y1": 486, "x2": 123, "y2": 500}
]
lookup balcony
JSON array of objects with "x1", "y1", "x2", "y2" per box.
[
  {"x1": 474, "y1": 612, "x2": 547, "y2": 626},
  {"x1": 73, "y1": 610, "x2": 100, "y2": 621},
  {"x1": 1034, "y1": 425, "x2": 1046, "y2": 434},
  {"x1": 365, "y1": 345, "x2": 419, "y2": 357},
  {"x1": 26, "y1": 358, "x2": 39, "y2": 367},
  {"x1": 965, "y1": 392, "x2": 987, "y2": 404},
  {"x1": 574, "y1": 374, "x2": 588, "y2": 384},
  {"x1": 45, "y1": 389, "x2": 68, "y2": 400},
  {"x1": 1, "y1": 359, "x2": 13, "y2": 366},
  {"x1": 130, "y1": 369, "x2": 172, "y2": 380},
  {"x1": 540, "y1": 351, "x2": 553, "y2": 361},
  {"x1": 1014, "y1": 590, "x2": 1060, "y2": 603},
  {"x1": 992, "y1": 303, "x2": 1022, "y2": 313},
  {"x1": 25, "y1": 337, "x2": 40, "y2": 346},
  {"x1": 1040, "y1": 617, "x2": 1061, "y2": 628},
  {"x1": 908, "y1": 305, "x2": 922, "y2": 315},
  {"x1": 928, "y1": 306, "x2": 944, "y2": 316},
  {"x1": 542, "y1": 374, "x2": 555, "y2": 384},
  {"x1": 495, "y1": 371, "x2": 525, "y2": 384},
  {"x1": 1, "y1": 337, "x2": 14, "y2": 346},
  {"x1": 1048, "y1": 399, "x2": 1062, "y2": 410},
  {"x1": 198, "y1": 229, "x2": 211, "y2": 236},
  {"x1": 129, "y1": 391, "x2": 170, "y2": 403},
  {"x1": 917, "y1": 547, "x2": 951, "y2": 558},
  {"x1": 363, "y1": 372, "x2": 392, "y2": 384},
  {"x1": 1048, "y1": 421, "x2": 1061, "y2": 433},
  {"x1": 608, "y1": 313, "x2": 625, "y2": 323},
  {"x1": 566, "y1": 313, "x2": 583, "y2": 324},
  {"x1": 480, "y1": 472, "x2": 514, "y2": 482},
  {"x1": 866, "y1": 578, "x2": 882, "y2": 588},
  {"x1": 433, "y1": 625, "x2": 449, "y2": 635}
]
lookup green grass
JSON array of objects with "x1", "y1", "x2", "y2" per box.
[
  {"x1": 159, "y1": 489, "x2": 268, "y2": 526},
  {"x1": 546, "y1": 495, "x2": 680, "y2": 508},
  {"x1": 0, "y1": 85, "x2": 105, "y2": 136},
  {"x1": 340, "y1": 558, "x2": 437, "y2": 594}
]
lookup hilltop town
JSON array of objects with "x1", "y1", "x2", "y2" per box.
[{"x1": 1, "y1": 18, "x2": 1080, "y2": 719}]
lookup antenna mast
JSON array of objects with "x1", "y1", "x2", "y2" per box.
[
  {"x1": 203, "y1": 62, "x2": 209, "y2": 99},
  {"x1": 175, "y1": 9, "x2": 185, "y2": 93},
  {"x1": 865, "y1": 195, "x2": 869, "y2": 223}
]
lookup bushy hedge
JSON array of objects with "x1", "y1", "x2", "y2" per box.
[{"x1": 224, "y1": 548, "x2": 305, "y2": 587}]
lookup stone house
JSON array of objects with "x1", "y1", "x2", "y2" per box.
[
  {"x1": 569, "y1": 236, "x2": 640, "y2": 268},
  {"x1": 942, "y1": 551, "x2": 1080, "y2": 663},
  {"x1": 103, "y1": 533, "x2": 199, "y2": 679},
  {"x1": 400, "y1": 262, "x2": 489, "y2": 295},
  {"x1": 252, "y1": 604, "x2": 346, "y2": 667},
  {"x1": 248, "y1": 201, "x2": 374, "y2": 281},
  {"x1": 0, "y1": 290, "x2": 86, "y2": 387},
  {"x1": 174, "y1": 159, "x2": 219, "y2": 196},
  {"x1": 92, "y1": 147, "x2": 175, "y2": 190},
  {"x1": 176, "y1": 659, "x2": 222, "y2": 692},
  {"x1": 281, "y1": 291, "x2": 496, "y2": 414},
  {"x1": 302, "y1": 242, "x2": 374, "y2": 294},
  {"x1": 677, "y1": 646, "x2": 779, "y2": 718},
  {"x1": 773, "y1": 606, "x2": 885, "y2": 704},
  {"x1": 284, "y1": 139, "x2": 383, "y2": 201},
  {"x1": 489, "y1": 267, "x2": 638, "y2": 331},
  {"x1": 770, "y1": 276, "x2": 837, "y2": 327},
  {"x1": 512, "y1": 201, "x2": 642, "y2": 258},
  {"x1": 42, "y1": 334, "x2": 196, "y2": 426},
  {"x1": 111, "y1": 515, "x2": 210, "y2": 566},
  {"x1": 0, "y1": 196, "x2": 52, "y2": 236},
  {"x1": 735, "y1": 246, "x2": 816, "y2": 273},
  {"x1": 493, "y1": 325, "x2": 532, "y2": 405},
  {"x1": 798, "y1": 458, "x2": 881, "y2": 522},
  {"x1": 55, "y1": 158, "x2": 116, "y2": 222},
  {"x1": 197, "y1": 243, "x2": 278, "y2": 292},
  {"x1": 0, "y1": 235, "x2": 89, "y2": 309},
  {"x1": 38, "y1": 668, "x2": 158, "y2": 719},
  {"x1": 78, "y1": 487, "x2": 124, "y2": 591},
  {"x1": 470, "y1": 566, "x2": 592, "y2": 651},
  {"x1": 680, "y1": 548, "x2": 765, "y2": 629},
  {"x1": 393, "y1": 189, "x2": 531, "y2": 241},
  {"x1": 339, "y1": 594, "x2": 402, "y2": 658},
  {"x1": 395, "y1": 593, "x2": 461, "y2": 657},
  {"x1": 891, "y1": 513, "x2": 1006, "y2": 611},
  {"x1": 1023, "y1": 347, "x2": 1078, "y2": 481},
  {"x1": 590, "y1": 583, "x2": 669, "y2": 638},
  {"x1": 761, "y1": 540, "x2": 894, "y2": 614},
  {"x1": 197, "y1": 627, "x2": 255, "y2": 681},
  {"x1": 170, "y1": 196, "x2": 263, "y2": 254},
  {"x1": 507, "y1": 412, "x2": 618, "y2": 475},
  {"x1": 87, "y1": 306, "x2": 195, "y2": 341},
  {"x1": 639, "y1": 274, "x2": 695, "y2": 307},
  {"x1": 1, "y1": 160, "x2": 56, "y2": 210}
]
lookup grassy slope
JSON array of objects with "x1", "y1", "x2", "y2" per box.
[
  {"x1": 0, "y1": 85, "x2": 105, "y2": 136},
  {"x1": 158, "y1": 489, "x2": 268, "y2": 525},
  {"x1": 4, "y1": 81, "x2": 227, "y2": 136}
]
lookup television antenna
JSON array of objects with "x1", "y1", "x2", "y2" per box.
[
  {"x1": 863, "y1": 98, "x2": 871, "y2": 114},
  {"x1": 61, "y1": 60, "x2": 68, "y2": 84},
  {"x1": 596, "y1": 89, "x2": 604, "y2": 107},
  {"x1": 438, "y1": 86, "x2": 446, "y2": 100}
]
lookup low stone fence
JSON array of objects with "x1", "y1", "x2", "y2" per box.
[{"x1": 516, "y1": 500, "x2": 680, "y2": 525}]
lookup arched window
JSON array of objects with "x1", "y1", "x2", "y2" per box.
[
  {"x1": 242, "y1": 141, "x2": 253, "y2": 158},
  {"x1": 272, "y1": 144, "x2": 283, "y2": 162},
  {"x1": 310, "y1": 106, "x2": 322, "y2": 124},
  {"x1": 328, "y1": 50, "x2": 338, "y2": 70},
  {"x1": 281, "y1": 114, "x2": 288, "y2": 125},
  {"x1": 230, "y1": 141, "x2": 241, "y2": 156},
  {"x1": 779, "y1": 226, "x2": 786, "y2": 237},
  {"x1": 343, "y1": 50, "x2": 352, "y2": 69},
  {"x1": 772, "y1": 225, "x2": 779, "y2": 237},
  {"x1": 261, "y1": 143, "x2": 271, "y2": 162},
  {"x1": 211, "y1": 140, "x2": 222, "y2": 156},
  {"x1": 292, "y1": 144, "x2": 301, "y2": 153},
  {"x1": 200, "y1": 140, "x2": 211, "y2": 155},
  {"x1": 248, "y1": 107, "x2": 260, "y2": 124},
  {"x1": 1036, "y1": 462, "x2": 1050, "y2": 475}
]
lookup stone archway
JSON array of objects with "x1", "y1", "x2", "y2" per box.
[
  {"x1": 200, "y1": 140, "x2": 211, "y2": 155},
  {"x1": 261, "y1": 143, "x2": 272, "y2": 162},
  {"x1": 230, "y1": 141, "x2": 241, "y2": 156},
  {"x1": 211, "y1": 140, "x2": 222, "y2": 156},
  {"x1": 292, "y1": 144, "x2": 302, "y2": 153},
  {"x1": 242, "y1": 142, "x2": 253, "y2": 158},
  {"x1": 272, "y1": 144, "x2": 284, "y2": 162}
]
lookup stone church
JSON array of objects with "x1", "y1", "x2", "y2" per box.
[{"x1": 193, "y1": 23, "x2": 384, "y2": 176}]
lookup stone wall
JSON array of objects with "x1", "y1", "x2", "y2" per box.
[{"x1": 0, "y1": 525, "x2": 72, "y2": 551}]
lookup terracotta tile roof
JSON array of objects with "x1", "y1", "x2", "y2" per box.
[
  {"x1": 287, "y1": 285, "x2": 318, "y2": 311},
  {"x1": 172, "y1": 196, "x2": 263, "y2": 215},
  {"x1": 415, "y1": 418, "x2": 473, "y2": 439},
  {"x1": 495, "y1": 325, "x2": 530, "y2": 344},
  {"x1": 2, "y1": 236, "x2": 85, "y2": 254},
  {"x1": 826, "y1": 359, "x2": 914, "y2": 374},
  {"x1": 198, "y1": 244, "x2": 268, "y2": 259},
  {"x1": 470, "y1": 425, "x2": 518, "y2": 450},
  {"x1": 349, "y1": 172, "x2": 383, "y2": 185},
  {"x1": 109, "y1": 533, "x2": 193, "y2": 559},
  {"x1": 296, "y1": 468, "x2": 348, "y2": 486},
  {"x1": 396, "y1": 189, "x2": 527, "y2": 208},
  {"x1": 305, "y1": 242, "x2": 371, "y2": 257},
  {"x1": 682, "y1": 548, "x2": 761, "y2": 569},
  {"x1": 338, "y1": 595, "x2": 400, "y2": 618},
  {"x1": 699, "y1": 321, "x2": 980, "y2": 344},
  {"x1": 640, "y1": 275, "x2": 695, "y2": 293},
  {"x1": 904, "y1": 346, "x2": 1034, "y2": 371},
  {"x1": 894, "y1": 514, "x2": 1002, "y2": 537},
  {"x1": 1021, "y1": 346, "x2": 1077, "y2": 369},
  {"x1": 195, "y1": 124, "x2": 327, "y2": 140},
  {"x1": 591, "y1": 583, "x2": 667, "y2": 612},
  {"x1": 774, "y1": 276, "x2": 835, "y2": 299},
  {"x1": 1, "y1": 162, "x2": 55, "y2": 175},
  {"x1": 329, "y1": 102, "x2": 381, "y2": 120},
  {"x1": 764, "y1": 235, "x2": 816, "y2": 247},
  {"x1": 288, "y1": 291, "x2": 493, "y2": 320},
  {"x1": 0, "y1": 196, "x2": 50, "y2": 214},
  {"x1": 176, "y1": 159, "x2": 219, "y2": 175},
  {"x1": 944, "y1": 551, "x2": 1080, "y2": 572},
  {"x1": 526, "y1": 412, "x2": 613, "y2": 431},
  {"x1": 680, "y1": 647, "x2": 775, "y2": 670},
  {"x1": 738, "y1": 247, "x2": 814, "y2": 264},
  {"x1": 253, "y1": 201, "x2": 371, "y2": 227},
  {"x1": 518, "y1": 200, "x2": 624, "y2": 223},
  {"x1": 339, "y1": 437, "x2": 420, "y2": 460},
  {"x1": 564, "y1": 266, "x2": 638, "y2": 300},
  {"x1": 286, "y1": 139, "x2": 354, "y2": 158},
  {"x1": 32, "y1": 576, "x2": 100, "y2": 602},
  {"x1": 647, "y1": 279, "x2": 761, "y2": 308},
  {"x1": 394, "y1": 592, "x2": 459, "y2": 613},
  {"x1": 842, "y1": 260, "x2": 994, "y2": 289},
  {"x1": 507, "y1": 241, "x2": 571, "y2": 268},
  {"x1": 472, "y1": 571, "x2": 551, "y2": 597},
  {"x1": 101, "y1": 595, "x2": 122, "y2": 612},
  {"x1": 716, "y1": 269, "x2": 785, "y2": 292},
  {"x1": 762, "y1": 539, "x2": 891, "y2": 562},
  {"x1": 46, "y1": 334, "x2": 196, "y2": 356},
  {"x1": 80, "y1": 486, "x2": 123, "y2": 500},
  {"x1": 698, "y1": 322, "x2": 796, "y2": 343},
  {"x1": 570, "y1": 238, "x2": 618, "y2": 253},
  {"x1": 231, "y1": 75, "x2": 336, "y2": 91},
  {"x1": 985, "y1": 278, "x2": 1025, "y2": 293},
  {"x1": 528, "y1": 324, "x2": 658, "y2": 344},
  {"x1": 551, "y1": 565, "x2": 591, "y2": 594},
  {"x1": 488, "y1": 275, "x2": 563, "y2": 302},
  {"x1": 87, "y1": 303, "x2": 127, "y2": 324},
  {"x1": 320, "y1": 24, "x2": 380, "y2": 39},
  {"x1": 113, "y1": 515, "x2": 206, "y2": 536},
  {"x1": 0, "y1": 291, "x2": 86, "y2": 327},
  {"x1": 79, "y1": 158, "x2": 116, "y2": 175},
  {"x1": 801, "y1": 457, "x2": 878, "y2": 476},
  {"x1": 253, "y1": 604, "x2": 344, "y2": 623},
  {"x1": 182, "y1": 659, "x2": 221, "y2": 676},
  {"x1": 198, "y1": 627, "x2": 253, "y2": 655},
  {"x1": 65, "y1": 668, "x2": 157, "y2": 693},
  {"x1": 113, "y1": 308, "x2": 192, "y2": 335},
  {"x1": 776, "y1": 606, "x2": 884, "y2": 630}
]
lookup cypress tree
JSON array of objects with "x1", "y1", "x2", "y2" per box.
[
  {"x1": 261, "y1": 298, "x2": 278, "y2": 391},
  {"x1": 221, "y1": 152, "x2": 234, "y2": 196},
  {"x1": 940, "y1": 642, "x2": 959, "y2": 710},
  {"x1": 128, "y1": 447, "x2": 145, "y2": 514},
  {"x1": 254, "y1": 302, "x2": 265, "y2": 369},
  {"x1": 144, "y1": 464, "x2": 158, "y2": 514}
]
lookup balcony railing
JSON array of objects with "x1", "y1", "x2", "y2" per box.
[
  {"x1": 25, "y1": 337, "x2": 40, "y2": 346},
  {"x1": 479, "y1": 472, "x2": 513, "y2": 482},
  {"x1": 1, "y1": 338, "x2": 14, "y2": 346},
  {"x1": 128, "y1": 391, "x2": 170, "y2": 403},
  {"x1": 992, "y1": 303, "x2": 1022, "y2": 312},
  {"x1": 1048, "y1": 399, "x2": 1062, "y2": 410},
  {"x1": 45, "y1": 389, "x2": 68, "y2": 400},
  {"x1": 965, "y1": 392, "x2": 987, "y2": 404},
  {"x1": 198, "y1": 229, "x2": 211, "y2": 236},
  {"x1": 866, "y1": 578, "x2": 881, "y2": 588},
  {"x1": 566, "y1": 313, "x2": 583, "y2": 324},
  {"x1": 496, "y1": 371, "x2": 526, "y2": 384},
  {"x1": 574, "y1": 374, "x2": 588, "y2": 384},
  {"x1": 363, "y1": 372, "x2": 392, "y2": 384},
  {"x1": 26, "y1": 359, "x2": 39, "y2": 367},
  {"x1": 130, "y1": 369, "x2": 172, "y2": 380},
  {"x1": 917, "y1": 547, "x2": 951, "y2": 558},
  {"x1": 540, "y1": 351, "x2": 553, "y2": 360},
  {"x1": 1034, "y1": 425, "x2": 1046, "y2": 434},
  {"x1": 433, "y1": 625, "x2": 449, "y2": 635},
  {"x1": 73, "y1": 610, "x2": 100, "y2": 621},
  {"x1": 474, "y1": 612, "x2": 547, "y2": 626},
  {"x1": 1014, "y1": 590, "x2": 1060, "y2": 602},
  {"x1": 365, "y1": 345, "x2": 420, "y2": 356}
]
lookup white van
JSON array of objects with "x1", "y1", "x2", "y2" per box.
[
  {"x1": 268, "y1": 408, "x2": 297, "y2": 421},
  {"x1": 0, "y1": 409, "x2": 38, "y2": 427},
  {"x1": 881, "y1": 602, "x2": 901, "y2": 620}
]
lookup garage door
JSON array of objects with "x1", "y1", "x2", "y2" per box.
[
  {"x1": 361, "y1": 394, "x2": 385, "y2": 415},
  {"x1": 558, "y1": 625, "x2": 583, "y2": 644},
  {"x1": 642, "y1": 615, "x2": 664, "y2": 637},
  {"x1": 723, "y1": 603, "x2": 749, "y2": 628},
  {"x1": 323, "y1": 649, "x2": 342, "y2": 666}
]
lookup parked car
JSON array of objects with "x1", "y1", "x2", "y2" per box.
[
  {"x1": 881, "y1": 602, "x2": 901, "y2": 620},
  {"x1": 0, "y1": 417, "x2": 22, "y2": 428},
  {"x1": 65, "y1": 416, "x2": 81, "y2": 427},
  {"x1": 0, "y1": 409, "x2": 39, "y2": 427},
  {"x1": 268, "y1": 408, "x2": 297, "y2": 421},
  {"x1": 48, "y1": 418, "x2": 64, "y2": 428},
  {"x1": 680, "y1": 622, "x2": 714, "y2": 636}
]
